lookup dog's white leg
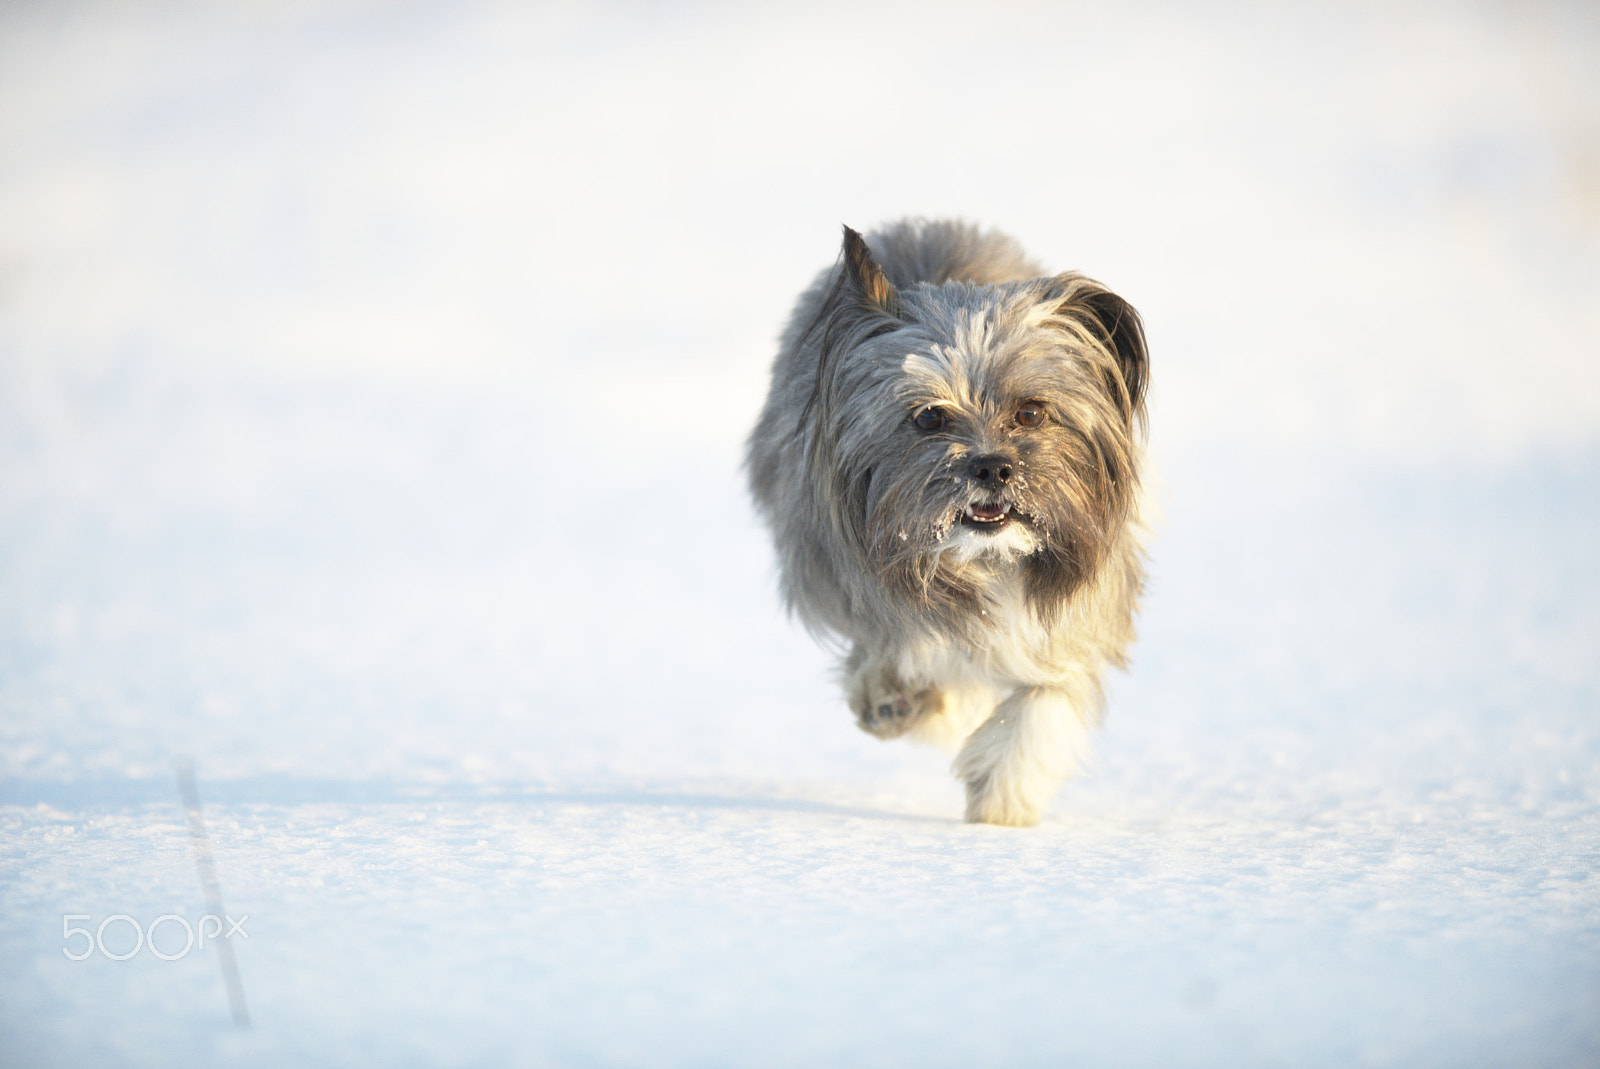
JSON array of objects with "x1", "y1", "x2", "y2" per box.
[
  {"x1": 844, "y1": 647, "x2": 944, "y2": 740},
  {"x1": 953, "y1": 686, "x2": 1091, "y2": 826}
]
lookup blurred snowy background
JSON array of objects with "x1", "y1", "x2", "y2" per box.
[{"x1": 1, "y1": 0, "x2": 1597, "y2": 1065}]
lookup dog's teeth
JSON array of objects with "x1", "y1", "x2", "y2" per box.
[{"x1": 965, "y1": 503, "x2": 1010, "y2": 523}]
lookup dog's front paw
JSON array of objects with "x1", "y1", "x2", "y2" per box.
[
  {"x1": 962, "y1": 773, "x2": 1043, "y2": 827},
  {"x1": 953, "y1": 688, "x2": 1087, "y2": 826},
  {"x1": 846, "y1": 657, "x2": 943, "y2": 740},
  {"x1": 858, "y1": 690, "x2": 918, "y2": 739}
]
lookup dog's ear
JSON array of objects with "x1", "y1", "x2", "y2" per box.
[
  {"x1": 1083, "y1": 288, "x2": 1147, "y2": 428},
  {"x1": 1053, "y1": 277, "x2": 1148, "y2": 430},
  {"x1": 841, "y1": 225, "x2": 899, "y2": 317}
]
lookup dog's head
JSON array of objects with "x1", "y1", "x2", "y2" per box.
[{"x1": 805, "y1": 226, "x2": 1147, "y2": 627}]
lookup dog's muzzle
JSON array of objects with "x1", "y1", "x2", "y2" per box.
[{"x1": 960, "y1": 453, "x2": 1018, "y2": 532}]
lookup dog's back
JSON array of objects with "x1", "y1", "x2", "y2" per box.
[{"x1": 863, "y1": 219, "x2": 1041, "y2": 289}]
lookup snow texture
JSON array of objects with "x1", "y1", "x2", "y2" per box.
[{"x1": 2, "y1": 1, "x2": 1598, "y2": 1066}]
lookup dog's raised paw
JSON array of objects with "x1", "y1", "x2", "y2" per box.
[
  {"x1": 860, "y1": 693, "x2": 914, "y2": 738},
  {"x1": 853, "y1": 681, "x2": 943, "y2": 740}
]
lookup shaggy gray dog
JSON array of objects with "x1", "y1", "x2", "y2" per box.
[{"x1": 747, "y1": 220, "x2": 1148, "y2": 825}]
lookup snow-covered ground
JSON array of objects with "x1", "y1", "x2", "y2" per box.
[{"x1": 2, "y1": 1, "x2": 1597, "y2": 1065}]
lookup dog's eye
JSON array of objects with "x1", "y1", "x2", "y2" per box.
[
  {"x1": 912, "y1": 406, "x2": 947, "y2": 432},
  {"x1": 1016, "y1": 401, "x2": 1048, "y2": 429}
]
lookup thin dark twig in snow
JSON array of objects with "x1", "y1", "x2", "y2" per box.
[{"x1": 176, "y1": 758, "x2": 251, "y2": 1029}]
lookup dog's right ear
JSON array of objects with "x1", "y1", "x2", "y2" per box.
[{"x1": 841, "y1": 226, "x2": 899, "y2": 317}]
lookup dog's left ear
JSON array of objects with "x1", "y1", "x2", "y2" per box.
[
  {"x1": 1084, "y1": 288, "x2": 1147, "y2": 427},
  {"x1": 841, "y1": 225, "x2": 899, "y2": 317},
  {"x1": 1054, "y1": 278, "x2": 1148, "y2": 429}
]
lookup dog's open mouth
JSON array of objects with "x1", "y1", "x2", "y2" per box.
[{"x1": 961, "y1": 501, "x2": 1012, "y2": 531}]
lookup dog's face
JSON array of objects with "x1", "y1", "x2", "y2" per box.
[{"x1": 807, "y1": 229, "x2": 1147, "y2": 624}]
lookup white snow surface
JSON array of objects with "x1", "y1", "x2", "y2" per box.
[{"x1": 2, "y1": 1, "x2": 1598, "y2": 1066}]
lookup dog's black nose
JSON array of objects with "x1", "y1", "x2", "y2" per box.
[{"x1": 968, "y1": 453, "x2": 1014, "y2": 488}]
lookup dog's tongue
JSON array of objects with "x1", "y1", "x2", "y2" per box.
[{"x1": 969, "y1": 502, "x2": 1008, "y2": 522}]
